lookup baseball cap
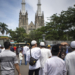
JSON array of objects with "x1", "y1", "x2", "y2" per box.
[
  {"x1": 40, "y1": 42, "x2": 45, "y2": 46},
  {"x1": 31, "y1": 40, "x2": 37, "y2": 45},
  {"x1": 71, "y1": 41, "x2": 75, "y2": 48},
  {"x1": 47, "y1": 45, "x2": 51, "y2": 47}
]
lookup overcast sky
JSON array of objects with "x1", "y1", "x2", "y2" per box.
[{"x1": 0, "y1": 0, "x2": 75, "y2": 30}]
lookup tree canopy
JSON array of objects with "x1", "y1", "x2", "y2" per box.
[{"x1": 29, "y1": 6, "x2": 75, "y2": 41}]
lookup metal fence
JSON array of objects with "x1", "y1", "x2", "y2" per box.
[{"x1": 46, "y1": 40, "x2": 71, "y2": 45}]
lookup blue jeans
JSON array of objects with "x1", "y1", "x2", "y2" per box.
[
  {"x1": 19, "y1": 60, "x2": 22, "y2": 66},
  {"x1": 24, "y1": 54, "x2": 27, "y2": 65}
]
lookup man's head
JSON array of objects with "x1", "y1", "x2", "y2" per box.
[
  {"x1": 47, "y1": 45, "x2": 51, "y2": 49},
  {"x1": 70, "y1": 41, "x2": 75, "y2": 50},
  {"x1": 31, "y1": 40, "x2": 37, "y2": 47},
  {"x1": 4, "y1": 41, "x2": 11, "y2": 49},
  {"x1": 57, "y1": 44, "x2": 61, "y2": 49},
  {"x1": 52, "y1": 45, "x2": 59, "y2": 56},
  {"x1": 40, "y1": 42, "x2": 45, "y2": 48}
]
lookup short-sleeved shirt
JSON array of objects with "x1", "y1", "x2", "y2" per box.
[
  {"x1": 0, "y1": 50, "x2": 18, "y2": 71},
  {"x1": 23, "y1": 46, "x2": 29, "y2": 54},
  {"x1": 26, "y1": 47, "x2": 41, "y2": 70},
  {"x1": 19, "y1": 53, "x2": 23, "y2": 60},
  {"x1": 44, "y1": 56, "x2": 67, "y2": 75},
  {"x1": 40, "y1": 48, "x2": 52, "y2": 68}
]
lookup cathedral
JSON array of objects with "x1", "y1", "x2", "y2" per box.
[{"x1": 19, "y1": 0, "x2": 44, "y2": 34}]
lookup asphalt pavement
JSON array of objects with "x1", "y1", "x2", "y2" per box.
[
  {"x1": 15, "y1": 64, "x2": 29, "y2": 75},
  {"x1": 15, "y1": 57, "x2": 29, "y2": 75}
]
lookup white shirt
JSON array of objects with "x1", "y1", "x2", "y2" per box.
[
  {"x1": 19, "y1": 52, "x2": 23, "y2": 60},
  {"x1": 23, "y1": 46, "x2": 29, "y2": 54},
  {"x1": 26, "y1": 47, "x2": 41, "y2": 70},
  {"x1": 1, "y1": 48, "x2": 5, "y2": 52},
  {"x1": 40, "y1": 48, "x2": 52, "y2": 68},
  {"x1": 65, "y1": 51, "x2": 75, "y2": 75},
  {"x1": 44, "y1": 56, "x2": 67, "y2": 75}
]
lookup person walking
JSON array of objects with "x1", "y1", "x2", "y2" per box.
[
  {"x1": 39, "y1": 42, "x2": 52, "y2": 75},
  {"x1": 0, "y1": 41, "x2": 21, "y2": 75},
  {"x1": 10, "y1": 45, "x2": 14, "y2": 52},
  {"x1": 26, "y1": 40, "x2": 41, "y2": 75},
  {"x1": 44, "y1": 45, "x2": 67, "y2": 75},
  {"x1": 19, "y1": 50, "x2": 23, "y2": 66},
  {"x1": 23, "y1": 43, "x2": 29, "y2": 65},
  {"x1": 47, "y1": 45, "x2": 51, "y2": 50},
  {"x1": 65, "y1": 41, "x2": 75, "y2": 75}
]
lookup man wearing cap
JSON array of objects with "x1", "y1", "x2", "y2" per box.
[
  {"x1": 39, "y1": 42, "x2": 52, "y2": 75},
  {"x1": 47, "y1": 45, "x2": 51, "y2": 50},
  {"x1": 44, "y1": 45, "x2": 67, "y2": 75},
  {"x1": 65, "y1": 41, "x2": 75, "y2": 75},
  {"x1": 23, "y1": 43, "x2": 29, "y2": 65},
  {"x1": 26, "y1": 40, "x2": 41, "y2": 75}
]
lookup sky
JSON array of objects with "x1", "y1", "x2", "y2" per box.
[{"x1": 0, "y1": 0, "x2": 75, "y2": 31}]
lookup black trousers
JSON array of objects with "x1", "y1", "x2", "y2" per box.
[{"x1": 29, "y1": 68, "x2": 40, "y2": 75}]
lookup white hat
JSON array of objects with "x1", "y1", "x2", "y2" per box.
[
  {"x1": 71, "y1": 41, "x2": 75, "y2": 48},
  {"x1": 40, "y1": 42, "x2": 45, "y2": 46},
  {"x1": 31, "y1": 40, "x2": 37, "y2": 45}
]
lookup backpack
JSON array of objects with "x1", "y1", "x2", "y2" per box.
[{"x1": 29, "y1": 49, "x2": 37, "y2": 66}]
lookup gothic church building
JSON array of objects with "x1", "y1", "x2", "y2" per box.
[{"x1": 19, "y1": 0, "x2": 44, "y2": 34}]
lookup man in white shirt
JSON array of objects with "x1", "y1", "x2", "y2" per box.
[
  {"x1": 65, "y1": 41, "x2": 75, "y2": 75},
  {"x1": 26, "y1": 40, "x2": 41, "y2": 75},
  {"x1": 39, "y1": 42, "x2": 52, "y2": 75},
  {"x1": 0, "y1": 41, "x2": 21, "y2": 75},
  {"x1": 23, "y1": 43, "x2": 29, "y2": 65},
  {"x1": 44, "y1": 45, "x2": 67, "y2": 75}
]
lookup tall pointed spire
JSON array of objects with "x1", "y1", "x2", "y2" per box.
[
  {"x1": 37, "y1": 0, "x2": 42, "y2": 16},
  {"x1": 21, "y1": 0, "x2": 25, "y2": 15}
]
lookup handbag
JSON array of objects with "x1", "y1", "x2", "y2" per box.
[{"x1": 29, "y1": 49, "x2": 37, "y2": 66}]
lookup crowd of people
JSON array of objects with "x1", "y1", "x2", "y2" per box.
[{"x1": 0, "y1": 40, "x2": 75, "y2": 75}]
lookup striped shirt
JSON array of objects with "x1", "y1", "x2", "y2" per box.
[{"x1": 0, "y1": 50, "x2": 18, "y2": 71}]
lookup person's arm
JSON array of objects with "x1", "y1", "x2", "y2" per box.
[
  {"x1": 14, "y1": 54, "x2": 21, "y2": 75},
  {"x1": 15, "y1": 64, "x2": 21, "y2": 75},
  {"x1": 48, "y1": 50, "x2": 52, "y2": 58},
  {"x1": 44, "y1": 60, "x2": 48, "y2": 75},
  {"x1": 63, "y1": 62, "x2": 67, "y2": 75}
]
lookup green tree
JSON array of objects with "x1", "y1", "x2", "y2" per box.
[
  {"x1": 9, "y1": 27, "x2": 27, "y2": 42},
  {"x1": 0, "y1": 22, "x2": 9, "y2": 35}
]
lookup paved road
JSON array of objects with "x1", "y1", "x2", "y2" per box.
[
  {"x1": 15, "y1": 57, "x2": 29, "y2": 75},
  {"x1": 15, "y1": 64, "x2": 29, "y2": 75}
]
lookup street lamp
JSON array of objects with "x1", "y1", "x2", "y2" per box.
[{"x1": 42, "y1": 34, "x2": 46, "y2": 42}]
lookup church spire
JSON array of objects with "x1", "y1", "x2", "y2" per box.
[
  {"x1": 37, "y1": 0, "x2": 42, "y2": 16},
  {"x1": 21, "y1": 0, "x2": 25, "y2": 15}
]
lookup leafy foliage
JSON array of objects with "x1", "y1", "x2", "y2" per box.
[{"x1": 29, "y1": 6, "x2": 75, "y2": 41}]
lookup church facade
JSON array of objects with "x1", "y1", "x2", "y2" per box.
[{"x1": 19, "y1": 0, "x2": 44, "y2": 34}]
